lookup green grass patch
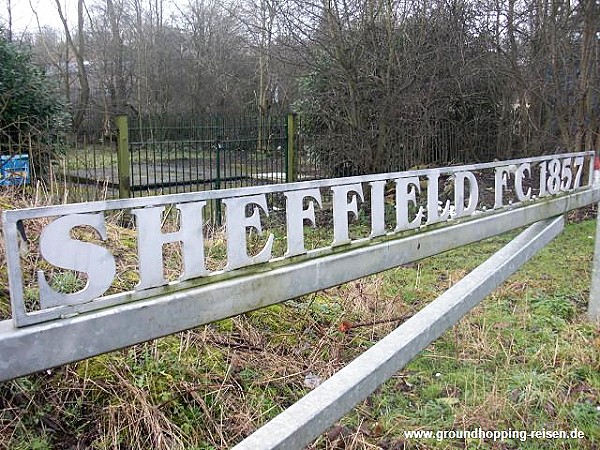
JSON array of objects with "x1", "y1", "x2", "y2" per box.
[{"x1": 0, "y1": 219, "x2": 599, "y2": 449}]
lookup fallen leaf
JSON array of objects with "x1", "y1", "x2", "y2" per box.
[{"x1": 338, "y1": 321, "x2": 353, "y2": 333}]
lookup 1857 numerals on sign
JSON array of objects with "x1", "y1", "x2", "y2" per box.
[
  {"x1": 539, "y1": 156, "x2": 586, "y2": 195},
  {"x1": 3, "y1": 151, "x2": 596, "y2": 327}
]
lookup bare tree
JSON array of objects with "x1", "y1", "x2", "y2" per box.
[
  {"x1": 53, "y1": 0, "x2": 90, "y2": 133},
  {"x1": 20, "y1": 0, "x2": 597, "y2": 164},
  {"x1": 574, "y1": 0, "x2": 599, "y2": 152},
  {"x1": 282, "y1": 0, "x2": 507, "y2": 172},
  {"x1": 5, "y1": 0, "x2": 12, "y2": 41},
  {"x1": 231, "y1": 0, "x2": 283, "y2": 149}
]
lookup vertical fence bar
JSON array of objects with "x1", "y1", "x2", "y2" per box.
[
  {"x1": 215, "y1": 116, "x2": 223, "y2": 226},
  {"x1": 286, "y1": 113, "x2": 296, "y2": 183},
  {"x1": 116, "y1": 115, "x2": 130, "y2": 199}
]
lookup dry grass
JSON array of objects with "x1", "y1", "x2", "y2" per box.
[{"x1": 0, "y1": 187, "x2": 598, "y2": 449}]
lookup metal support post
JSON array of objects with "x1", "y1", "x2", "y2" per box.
[
  {"x1": 588, "y1": 155, "x2": 600, "y2": 322},
  {"x1": 116, "y1": 116, "x2": 131, "y2": 199},
  {"x1": 286, "y1": 113, "x2": 296, "y2": 183},
  {"x1": 232, "y1": 217, "x2": 565, "y2": 450}
]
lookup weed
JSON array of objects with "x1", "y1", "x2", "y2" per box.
[{"x1": 0, "y1": 186, "x2": 599, "y2": 448}]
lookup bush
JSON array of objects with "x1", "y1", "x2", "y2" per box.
[{"x1": 0, "y1": 29, "x2": 70, "y2": 179}]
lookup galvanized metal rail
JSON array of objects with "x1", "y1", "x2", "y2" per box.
[
  {"x1": 0, "y1": 188, "x2": 598, "y2": 382},
  {"x1": 232, "y1": 216, "x2": 565, "y2": 450},
  {"x1": 1, "y1": 151, "x2": 599, "y2": 450}
]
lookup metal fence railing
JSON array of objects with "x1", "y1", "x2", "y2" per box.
[
  {"x1": 0, "y1": 112, "x2": 559, "y2": 207},
  {"x1": 127, "y1": 115, "x2": 289, "y2": 198},
  {"x1": 32, "y1": 114, "x2": 294, "y2": 206},
  {"x1": 295, "y1": 118, "x2": 507, "y2": 180}
]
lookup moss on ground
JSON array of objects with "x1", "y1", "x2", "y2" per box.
[{"x1": 0, "y1": 216, "x2": 598, "y2": 449}]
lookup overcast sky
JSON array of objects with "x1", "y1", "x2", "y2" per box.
[
  {"x1": 2, "y1": 0, "x2": 185, "y2": 36},
  {"x1": 2, "y1": 0, "x2": 82, "y2": 34}
]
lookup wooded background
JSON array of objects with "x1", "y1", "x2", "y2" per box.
[{"x1": 2, "y1": 0, "x2": 599, "y2": 173}]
